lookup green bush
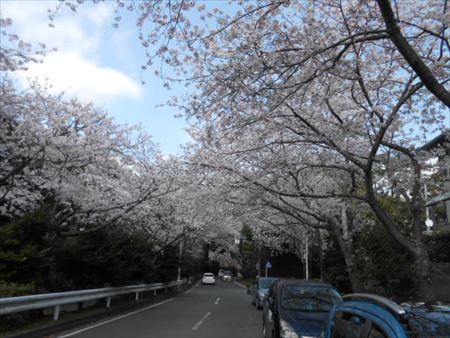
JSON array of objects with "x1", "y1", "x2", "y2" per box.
[
  {"x1": 354, "y1": 223, "x2": 413, "y2": 297},
  {"x1": 425, "y1": 229, "x2": 450, "y2": 262},
  {"x1": 0, "y1": 281, "x2": 36, "y2": 297}
]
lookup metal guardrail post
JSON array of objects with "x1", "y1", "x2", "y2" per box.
[
  {"x1": 135, "y1": 292, "x2": 140, "y2": 301},
  {"x1": 53, "y1": 305, "x2": 60, "y2": 321},
  {"x1": 106, "y1": 297, "x2": 111, "y2": 308},
  {"x1": 154, "y1": 290, "x2": 157, "y2": 296}
]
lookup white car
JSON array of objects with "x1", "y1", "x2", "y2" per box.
[
  {"x1": 201, "y1": 273, "x2": 216, "y2": 285},
  {"x1": 223, "y1": 271, "x2": 233, "y2": 282}
]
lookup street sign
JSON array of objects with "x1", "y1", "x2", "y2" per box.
[{"x1": 265, "y1": 261, "x2": 272, "y2": 269}]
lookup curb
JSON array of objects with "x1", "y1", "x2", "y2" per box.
[{"x1": 233, "y1": 280, "x2": 247, "y2": 289}]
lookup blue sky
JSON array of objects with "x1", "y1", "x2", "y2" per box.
[
  {"x1": 1, "y1": 0, "x2": 191, "y2": 155},
  {"x1": 2, "y1": 1, "x2": 448, "y2": 154}
]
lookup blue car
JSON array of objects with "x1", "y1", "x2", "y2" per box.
[
  {"x1": 321, "y1": 293, "x2": 450, "y2": 338},
  {"x1": 262, "y1": 279, "x2": 342, "y2": 338},
  {"x1": 249, "y1": 277, "x2": 279, "y2": 309}
]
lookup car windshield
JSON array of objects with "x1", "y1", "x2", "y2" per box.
[
  {"x1": 223, "y1": 271, "x2": 232, "y2": 276},
  {"x1": 203, "y1": 273, "x2": 214, "y2": 277},
  {"x1": 281, "y1": 285, "x2": 341, "y2": 312},
  {"x1": 259, "y1": 278, "x2": 277, "y2": 289}
]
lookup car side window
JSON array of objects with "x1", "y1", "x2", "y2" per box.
[
  {"x1": 368, "y1": 324, "x2": 388, "y2": 338},
  {"x1": 332, "y1": 312, "x2": 370, "y2": 338}
]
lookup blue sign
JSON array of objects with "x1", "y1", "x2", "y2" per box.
[{"x1": 265, "y1": 261, "x2": 272, "y2": 269}]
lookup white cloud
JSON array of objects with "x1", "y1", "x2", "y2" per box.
[
  {"x1": 3, "y1": 1, "x2": 141, "y2": 103},
  {"x1": 17, "y1": 52, "x2": 142, "y2": 102},
  {"x1": 1, "y1": 1, "x2": 110, "y2": 56}
]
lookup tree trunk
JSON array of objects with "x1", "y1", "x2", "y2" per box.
[
  {"x1": 329, "y1": 220, "x2": 364, "y2": 293},
  {"x1": 413, "y1": 249, "x2": 435, "y2": 302},
  {"x1": 344, "y1": 252, "x2": 364, "y2": 293},
  {"x1": 376, "y1": 0, "x2": 450, "y2": 107}
]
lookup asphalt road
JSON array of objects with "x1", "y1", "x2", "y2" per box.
[{"x1": 58, "y1": 280, "x2": 262, "y2": 338}]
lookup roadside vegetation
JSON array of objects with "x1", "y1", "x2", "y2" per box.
[{"x1": 1, "y1": 1, "x2": 449, "y2": 332}]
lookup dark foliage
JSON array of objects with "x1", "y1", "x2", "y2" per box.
[{"x1": 0, "y1": 206, "x2": 205, "y2": 297}]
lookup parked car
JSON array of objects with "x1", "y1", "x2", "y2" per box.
[
  {"x1": 321, "y1": 293, "x2": 450, "y2": 338},
  {"x1": 263, "y1": 279, "x2": 341, "y2": 338},
  {"x1": 223, "y1": 271, "x2": 233, "y2": 282},
  {"x1": 248, "y1": 277, "x2": 279, "y2": 309},
  {"x1": 218, "y1": 269, "x2": 224, "y2": 278},
  {"x1": 201, "y1": 272, "x2": 216, "y2": 285}
]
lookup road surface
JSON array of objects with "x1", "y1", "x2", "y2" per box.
[{"x1": 58, "y1": 280, "x2": 262, "y2": 338}]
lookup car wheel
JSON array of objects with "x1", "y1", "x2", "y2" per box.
[
  {"x1": 256, "y1": 298, "x2": 261, "y2": 309},
  {"x1": 263, "y1": 319, "x2": 273, "y2": 338}
]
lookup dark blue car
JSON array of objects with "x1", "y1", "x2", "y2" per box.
[
  {"x1": 321, "y1": 293, "x2": 450, "y2": 338},
  {"x1": 262, "y1": 279, "x2": 342, "y2": 338},
  {"x1": 248, "y1": 277, "x2": 279, "y2": 309}
]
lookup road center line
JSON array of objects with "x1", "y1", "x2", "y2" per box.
[
  {"x1": 192, "y1": 311, "x2": 211, "y2": 330},
  {"x1": 214, "y1": 297, "x2": 220, "y2": 305},
  {"x1": 57, "y1": 298, "x2": 175, "y2": 338}
]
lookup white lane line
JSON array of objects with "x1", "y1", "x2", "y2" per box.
[
  {"x1": 57, "y1": 298, "x2": 175, "y2": 338},
  {"x1": 214, "y1": 297, "x2": 220, "y2": 305},
  {"x1": 192, "y1": 311, "x2": 211, "y2": 330},
  {"x1": 184, "y1": 281, "x2": 200, "y2": 295}
]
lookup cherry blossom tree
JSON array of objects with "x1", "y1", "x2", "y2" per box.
[
  {"x1": 42, "y1": 0, "x2": 450, "y2": 299},
  {"x1": 53, "y1": 0, "x2": 447, "y2": 105},
  {"x1": 1, "y1": 27, "x2": 180, "y2": 240},
  {"x1": 162, "y1": 0, "x2": 446, "y2": 299}
]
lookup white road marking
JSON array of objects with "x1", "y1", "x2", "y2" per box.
[
  {"x1": 233, "y1": 281, "x2": 247, "y2": 289},
  {"x1": 184, "y1": 281, "x2": 200, "y2": 295},
  {"x1": 57, "y1": 298, "x2": 175, "y2": 338},
  {"x1": 214, "y1": 297, "x2": 220, "y2": 305},
  {"x1": 192, "y1": 311, "x2": 211, "y2": 330}
]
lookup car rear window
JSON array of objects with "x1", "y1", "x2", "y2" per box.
[
  {"x1": 203, "y1": 273, "x2": 214, "y2": 277},
  {"x1": 259, "y1": 278, "x2": 277, "y2": 289},
  {"x1": 281, "y1": 285, "x2": 341, "y2": 312}
]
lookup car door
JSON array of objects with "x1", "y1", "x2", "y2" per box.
[
  {"x1": 331, "y1": 311, "x2": 392, "y2": 338},
  {"x1": 263, "y1": 284, "x2": 277, "y2": 338}
]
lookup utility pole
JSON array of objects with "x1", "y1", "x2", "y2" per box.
[
  {"x1": 305, "y1": 234, "x2": 309, "y2": 280},
  {"x1": 177, "y1": 240, "x2": 183, "y2": 281}
]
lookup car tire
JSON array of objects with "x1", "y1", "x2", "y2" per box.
[
  {"x1": 256, "y1": 298, "x2": 261, "y2": 310},
  {"x1": 263, "y1": 319, "x2": 272, "y2": 338}
]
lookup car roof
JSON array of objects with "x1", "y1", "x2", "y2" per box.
[
  {"x1": 333, "y1": 299, "x2": 407, "y2": 337},
  {"x1": 275, "y1": 278, "x2": 337, "y2": 289}
]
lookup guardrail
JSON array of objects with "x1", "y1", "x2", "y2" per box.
[{"x1": 0, "y1": 279, "x2": 185, "y2": 320}]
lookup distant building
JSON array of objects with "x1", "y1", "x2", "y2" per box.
[{"x1": 421, "y1": 130, "x2": 450, "y2": 228}]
